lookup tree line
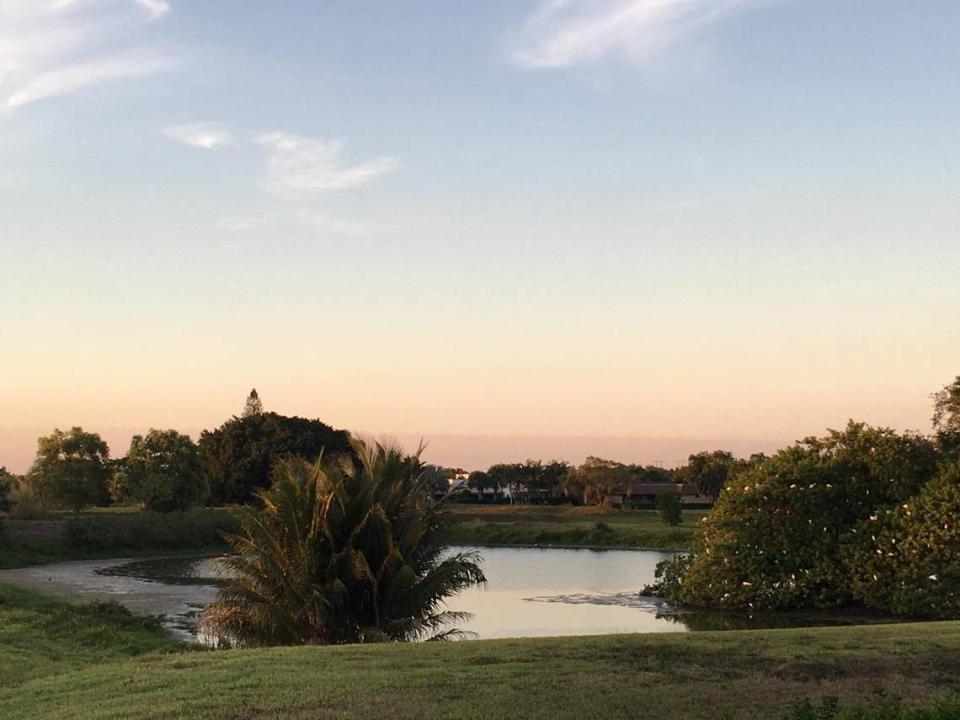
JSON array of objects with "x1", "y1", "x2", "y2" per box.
[
  {"x1": 3, "y1": 390, "x2": 351, "y2": 515},
  {"x1": 463, "y1": 451, "x2": 764, "y2": 506},
  {"x1": 1, "y1": 383, "x2": 766, "y2": 515}
]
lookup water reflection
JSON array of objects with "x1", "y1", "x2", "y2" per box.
[
  {"x1": 0, "y1": 547, "x2": 905, "y2": 643},
  {"x1": 443, "y1": 546, "x2": 681, "y2": 638}
]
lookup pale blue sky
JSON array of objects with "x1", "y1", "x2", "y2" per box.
[{"x1": 2, "y1": 1, "x2": 959, "y2": 471}]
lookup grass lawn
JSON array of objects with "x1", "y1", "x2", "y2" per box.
[
  {"x1": 3, "y1": 582, "x2": 960, "y2": 720},
  {"x1": 0, "y1": 583, "x2": 181, "y2": 689},
  {"x1": 445, "y1": 504, "x2": 706, "y2": 550}
]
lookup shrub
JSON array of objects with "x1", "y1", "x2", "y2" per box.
[
  {"x1": 200, "y1": 439, "x2": 486, "y2": 646},
  {"x1": 63, "y1": 509, "x2": 239, "y2": 552},
  {"x1": 849, "y1": 463, "x2": 960, "y2": 618},
  {"x1": 641, "y1": 553, "x2": 692, "y2": 597},
  {"x1": 656, "y1": 492, "x2": 683, "y2": 526},
  {"x1": 8, "y1": 483, "x2": 54, "y2": 520},
  {"x1": 667, "y1": 422, "x2": 940, "y2": 611}
]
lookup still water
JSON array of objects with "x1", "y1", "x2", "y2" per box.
[{"x1": 0, "y1": 547, "x2": 899, "y2": 642}]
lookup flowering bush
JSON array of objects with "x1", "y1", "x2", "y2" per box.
[
  {"x1": 849, "y1": 464, "x2": 960, "y2": 617},
  {"x1": 666, "y1": 422, "x2": 942, "y2": 613}
]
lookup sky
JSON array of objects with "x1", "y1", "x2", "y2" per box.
[{"x1": 2, "y1": 0, "x2": 959, "y2": 472}]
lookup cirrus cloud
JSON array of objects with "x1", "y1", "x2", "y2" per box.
[
  {"x1": 0, "y1": 0, "x2": 174, "y2": 111},
  {"x1": 255, "y1": 132, "x2": 397, "y2": 199},
  {"x1": 511, "y1": 0, "x2": 770, "y2": 69}
]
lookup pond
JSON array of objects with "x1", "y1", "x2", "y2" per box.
[{"x1": 0, "y1": 547, "x2": 903, "y2": 642}]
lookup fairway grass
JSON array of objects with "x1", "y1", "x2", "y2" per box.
[
  {"x1": 3, "y1": 582, "x2": 960, "y2": 720},
  {"x1": 445, "y1": 504, "x2": 705, "y2": 550}
]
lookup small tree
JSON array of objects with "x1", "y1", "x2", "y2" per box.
[
  {"x1": 107, "y1": 459, "x2": 131, "y2": 505},
  {"x1": 487, "y1": 463, "x2": 526, "y2": 504},
  {"x1": 421, "y1": 464, "x2": 453, "y2": 497},
  {"x1": 28, "y1": 427, "x2": 110, "y2": 512},
  {"x1": 656, "y1": 491, "x2": 683, "y2": 526},
  {"x1": 468, "y1": 470, "x2": 492, "y2": 499},
  {"x1": 243, "y1": 388, "x2": 264, "y2": 418},
  {"x1": 127, "y1": 429, "x2": 208, "y2": 512}
]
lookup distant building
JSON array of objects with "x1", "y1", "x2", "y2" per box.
[{"x1": 625, "y1": 482, "x2": 707, "y2": 504}]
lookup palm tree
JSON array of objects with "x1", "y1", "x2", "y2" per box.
[{"x1": 199, "y1": 437, "x2": 485, "y2": 646}]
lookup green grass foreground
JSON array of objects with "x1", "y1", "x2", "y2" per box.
[
  {"x1": 0, "y1": 583, "x2": 181, "y2": 689},
  {"x1": 3, "y1": 582, "x2": 960, "y2": 720},
  {"x1": 445, "y1": 504, "x2": 705, "y2": 550}
]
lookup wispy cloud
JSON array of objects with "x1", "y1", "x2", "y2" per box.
[
  {"x1": 163, "y1": 122, "x2": 232, "y2": 149},
  {"x1": 165, "y1": 126, "x2": 396, "y2": 237},
  {"x1": 0, "y1": 0, "x2": 174, "y2": 111},
  {"x1": 511, "y1": 0, "x2": 767, "y2": 69},
  {"x1": 255, "y1": 132, "x2": 397, "y2": 199}
]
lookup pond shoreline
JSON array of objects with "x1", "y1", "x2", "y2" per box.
[
  {"x1": 0, "y1": 547, "x2": 913, "y2": 646},
  {"x1": 0, "y1": 556, "x2": 219, "y2": 642}
]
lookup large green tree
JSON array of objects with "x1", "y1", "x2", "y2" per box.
[
  {"x1": 529, "y1": 460, "x2": 570, "y2": 501},
  {"x1": 27, "y1": 427, "x2": 110, "y2": 512},
  {"x1": 126, "y1": 429, "x2": 209, "y2": 512},
  {"x1": 200, "y1": 439, "x2": 485, "y2": 646},
  {"x1": 679, "y1": 450, "x2": 738, "y2": 501},
  {"x1": 198, "y1": 412, "x2": 351, "y2": 504},
  {"x1": 664, "y1": 422, "x2": 940, "y2": 611},
  {"x1": 564, "y1": 457, "x2": 632, "y2": 506}
]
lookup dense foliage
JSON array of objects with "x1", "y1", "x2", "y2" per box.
[
  {"x1": 481, "y1": 460, "x2": 571, "y2": 502},
  {"x1": 124, "y1": 429, "x2": 208, "y2": 512},
  {"x1": 198, "y1": 412, "x2": 350, "y2": 504},
  {"x1": 850, "y1": 464, "x2": 960, "y2": 617},
  {"x1": 26, "y1": 427, "x2": 110, "y2": 512},
  {"x1": 564, "y1": 456, "x2": 633, "y2": 506},
  {"x1": 200, "y1": 438, "x2": 486, "y2": 646},
  {"x1": 662, "y1": 419, "x2": 958, "y2": 617},
  {"x1": 64, "y1": 509, "x2": 239, "y2": 552},
  {"x1": 676, "y1": 450, "x2": 766, "y2": 501},
  {"x1": 0, "y1": 466, "x2": 15, "y2": 513},
  {"x1": 656, "y1": 491, "x2": 683, "y2": 526}
]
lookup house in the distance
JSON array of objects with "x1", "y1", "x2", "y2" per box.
[{"x1": 625, "y1": 482, "x2": 708, "y2": 505}]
